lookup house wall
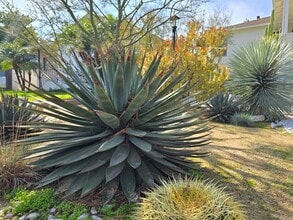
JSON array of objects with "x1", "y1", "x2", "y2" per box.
[
  {"x1": 221, "y1": 25, "x2": 267, "y2": 66},
  {"x1": 11, "y1": 70, "x2": 39, "y2": 90}
]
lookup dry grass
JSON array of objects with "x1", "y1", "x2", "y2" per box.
[
  {"x1": 194, "y1": 122, "x2": 293, "y2": 220},
  {"x1": 0, "y1": 144, "x2": 41, "y2": 196}
]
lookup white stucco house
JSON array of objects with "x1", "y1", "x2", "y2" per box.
[{"x1": 221, "y1": 0, "x2": 293, "y2": 66}]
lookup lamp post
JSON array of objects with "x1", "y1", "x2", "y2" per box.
[{"x1": 170, "y1": 15, "x2": 180, "y2": 50}]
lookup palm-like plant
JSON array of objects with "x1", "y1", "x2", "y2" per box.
[
  {"x1": 229, "y1": 38, "x2": 293, "y2": 121},
  {"x1": 21, "y1": 51, "x2": 209, "y2": 200}
]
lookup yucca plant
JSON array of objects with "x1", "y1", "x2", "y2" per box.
[
  {"x1": 135, "y1": 177, "x2": 246, "y2": 220},
  {"x1": 20, "y1": 51, "x2": 209, "y2": 200},
  {"x1": 228, "y1": 38, "x2": 293, "y2": 121},
  {"x1": 0, "y1": 93, "x2": 41, "y2": 144},
  {"x1": 207, "y1": 92, "x2": 239, "y2": 122}
]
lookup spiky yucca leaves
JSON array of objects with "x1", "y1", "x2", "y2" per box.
[
  {"x1": 0, "y1": 93, "x2": 41, "y2": 144},
  {"x1": 229, "y1": 38, "x2": 293, "y2": 121},
  {"x1": 135, "y1": 177, "x2": 246, "y2": 220},
  {"x1": 207, "y1": 92, "x2": 239, "y2": 122},
  {"x1": 20, "y1": 51, "x2": 209, "y2": 200}
]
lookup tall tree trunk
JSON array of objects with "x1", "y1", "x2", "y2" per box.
[
  {"x1": 28, "y1": 70, "x2": 32, "y2": 89},
  {"x1": 13, "y1": 63, "x2": 24, "y2": 91},
  {"x1": 37, "y1": 49, "x2": 43, "y2": 89},
  {"x1": 5, "y1": 70, "x2": 13, "y2": 89},
  {"x1": 20, "y1": 70, "x2": 26, "y2": 91}
]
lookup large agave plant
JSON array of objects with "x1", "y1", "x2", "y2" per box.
[
  {"x1": 228, "y1": 38, "x2": 293, "y2": 121},
  {"x1": 0, "y1": 93, "x2": 41, "y2": 144},
  {"x1": 21, "y1": 51, "x2": 209, "y2": 200}
]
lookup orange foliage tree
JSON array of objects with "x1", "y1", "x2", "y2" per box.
[{"x1": 139, "y1": 21, "x2": 229, "y2": 100}]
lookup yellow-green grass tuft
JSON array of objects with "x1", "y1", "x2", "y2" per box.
[{"x1": 135, "y1": 177, "x2": 246, "y2": 220}]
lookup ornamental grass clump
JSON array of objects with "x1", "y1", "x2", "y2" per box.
[
  {"x1": 229, "y1": 38, "x2": 293, "y2": 121},
  {"x1": 20, "y1": 50, "x2": 209, "y2": 201},
  {"x1": 135, "y1": 177, "x2": 246, "y2": 220}
]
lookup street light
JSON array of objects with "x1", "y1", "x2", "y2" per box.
[{"x1": 170, "y1": 15, "x2": 180, "y2": 50}]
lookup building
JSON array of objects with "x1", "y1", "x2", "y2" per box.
[
  {"x1": 221, "y1": 16, "x2": 270, "y2": 65},
  {"x1": 221, "y1": 0, "x2": 293, "y2": 66}
]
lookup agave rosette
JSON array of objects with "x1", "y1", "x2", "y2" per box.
[
  {"x1": 0, "y1": 93, "x2": 41, "y2": 143},
  {"x1": 21, "y1": 51, "x2": 209, "y2": 199}
]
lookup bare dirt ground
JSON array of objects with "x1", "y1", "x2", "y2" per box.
[{"x1": 195, "y1": 123, "x2": 293, "y2": 220}]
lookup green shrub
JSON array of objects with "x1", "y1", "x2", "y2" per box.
[
  {"x1": 229, "y1": 38, "x2": 293, "y2": 121},
  {"x1": 10, "y1": 188, "x2": 57, "y2": 215},
  {"x1": 135, "y1": 178, "x2": 246, "y2": 220},
  {"x1": 0, "y1": 93, "x2": 42, "y2": 144},
  {"x1": 231, "y1": 113, "x2": 254, "y2": 127},
  {"x1": 20, "y1": 51, "x2": 209, "y2": 200},
  {"x1": 207, "y1": 92, "x2": 239, "y2": 122}
]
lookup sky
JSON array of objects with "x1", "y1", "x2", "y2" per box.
[
  {"x1": 206, "y1": 0, "x2": 273, "y2": 24},
  {"x1": 3, "y1": 0, "x2": 273, "y2": 25}
]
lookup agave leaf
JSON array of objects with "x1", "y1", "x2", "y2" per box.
[
  {"x1": 137, "y1": 54, "x2": 161, "y2": 92},
  {"x1": 120, "y1": 164, "x2": 136, "y2": 200},
  {"x1": 95, "y1": 110, "x2": 120, "y2": 129},
  {"x1": 112, "y1": 64, "x2": 125, "y2": 112},
  {"x1": 102, "y1": 178, "x2": 119, "y2": 204},
  {"x1": 125, "y1": 128, "x2": 146, "y2": 137},
  {"x1": 98, "y1": 135, "x2": 125, "y2": 152},
  {"x1": 37, "y1": 142, "x2": 103, "y2": 167},
  {"x1": 81, "y1": 165, "x2": 107, "y2": 196},
  {"x1": 79, "y1": 150, "x2": 113, "y2": 173},
  {"x1": 40, "y1": 160, "x2": 88, "y2": 184},
  {"x1": 120, "y1": 84, "x2": 149, "y2": 125},
  {"x1": 106, "y1": 162, "x2": 125, "y2": 182},
  {"x1": 25, "y1": 130, "x2": 112, "y2": 156},
  {"x1": 152, "y1": 157, "x2": 187, "y2": 174},
  {"x1": 137, "y1": 161, "x2": 155, "y2": 187},
  {"x1": 123, "y1": 53, "x2": 137, "y2": 103},
  {"x1": 65, "y1": 173, "x2": 88, "y2": 196},
  {"x1": 127, "y1": 148, "x2": 141, "y2": 169},
  {"x1": 129, "y1": 136, "x2": 152, "y2": 152},
  {"x1": 109, "y1": 144, "x2": 130, "y2": 167}
]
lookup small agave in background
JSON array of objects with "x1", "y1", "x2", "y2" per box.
[
  {"x1": 20, "y1": 50, "x2": 210, "y2": 202},
  {"x1": 0, "y1": 93, "x2": 42, "y2": 144}
]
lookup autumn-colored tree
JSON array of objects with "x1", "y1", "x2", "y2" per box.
[{"x1": 140, "y1": 21, "x2": 229, "y2": 100}]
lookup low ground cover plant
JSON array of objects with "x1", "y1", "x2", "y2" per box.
[{"x1": 3, "y1": 188, "x2": 136, "y2": 219}]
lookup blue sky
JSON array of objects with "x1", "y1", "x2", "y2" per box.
[
  {"x1": 206, "y1": 0, "x2": 273, "y2": 24},
  {"x1": 7, "y1": 0, "x2": 273, "y2": 25}
]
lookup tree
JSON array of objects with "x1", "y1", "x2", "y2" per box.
[
  {"x1": 139, "y1": 21, "x2": 229, "y2": 100},
  {"x1": 21, "y1": 0, "x2": 206, "y2": 55},
  {"x1": 0, "y1": 42, "x2": 38, "y2": 90},
  {"x1": 0, "y1": 10, "x2": 39, "y2": 90}
]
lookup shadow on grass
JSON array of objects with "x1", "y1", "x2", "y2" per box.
[{"x1": 195, "y1": 143, "x2": 293, "y2": 220}]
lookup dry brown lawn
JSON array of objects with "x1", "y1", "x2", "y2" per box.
[{"x1": 195, "y1": 122, "x2": 293, "y2": 220}]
